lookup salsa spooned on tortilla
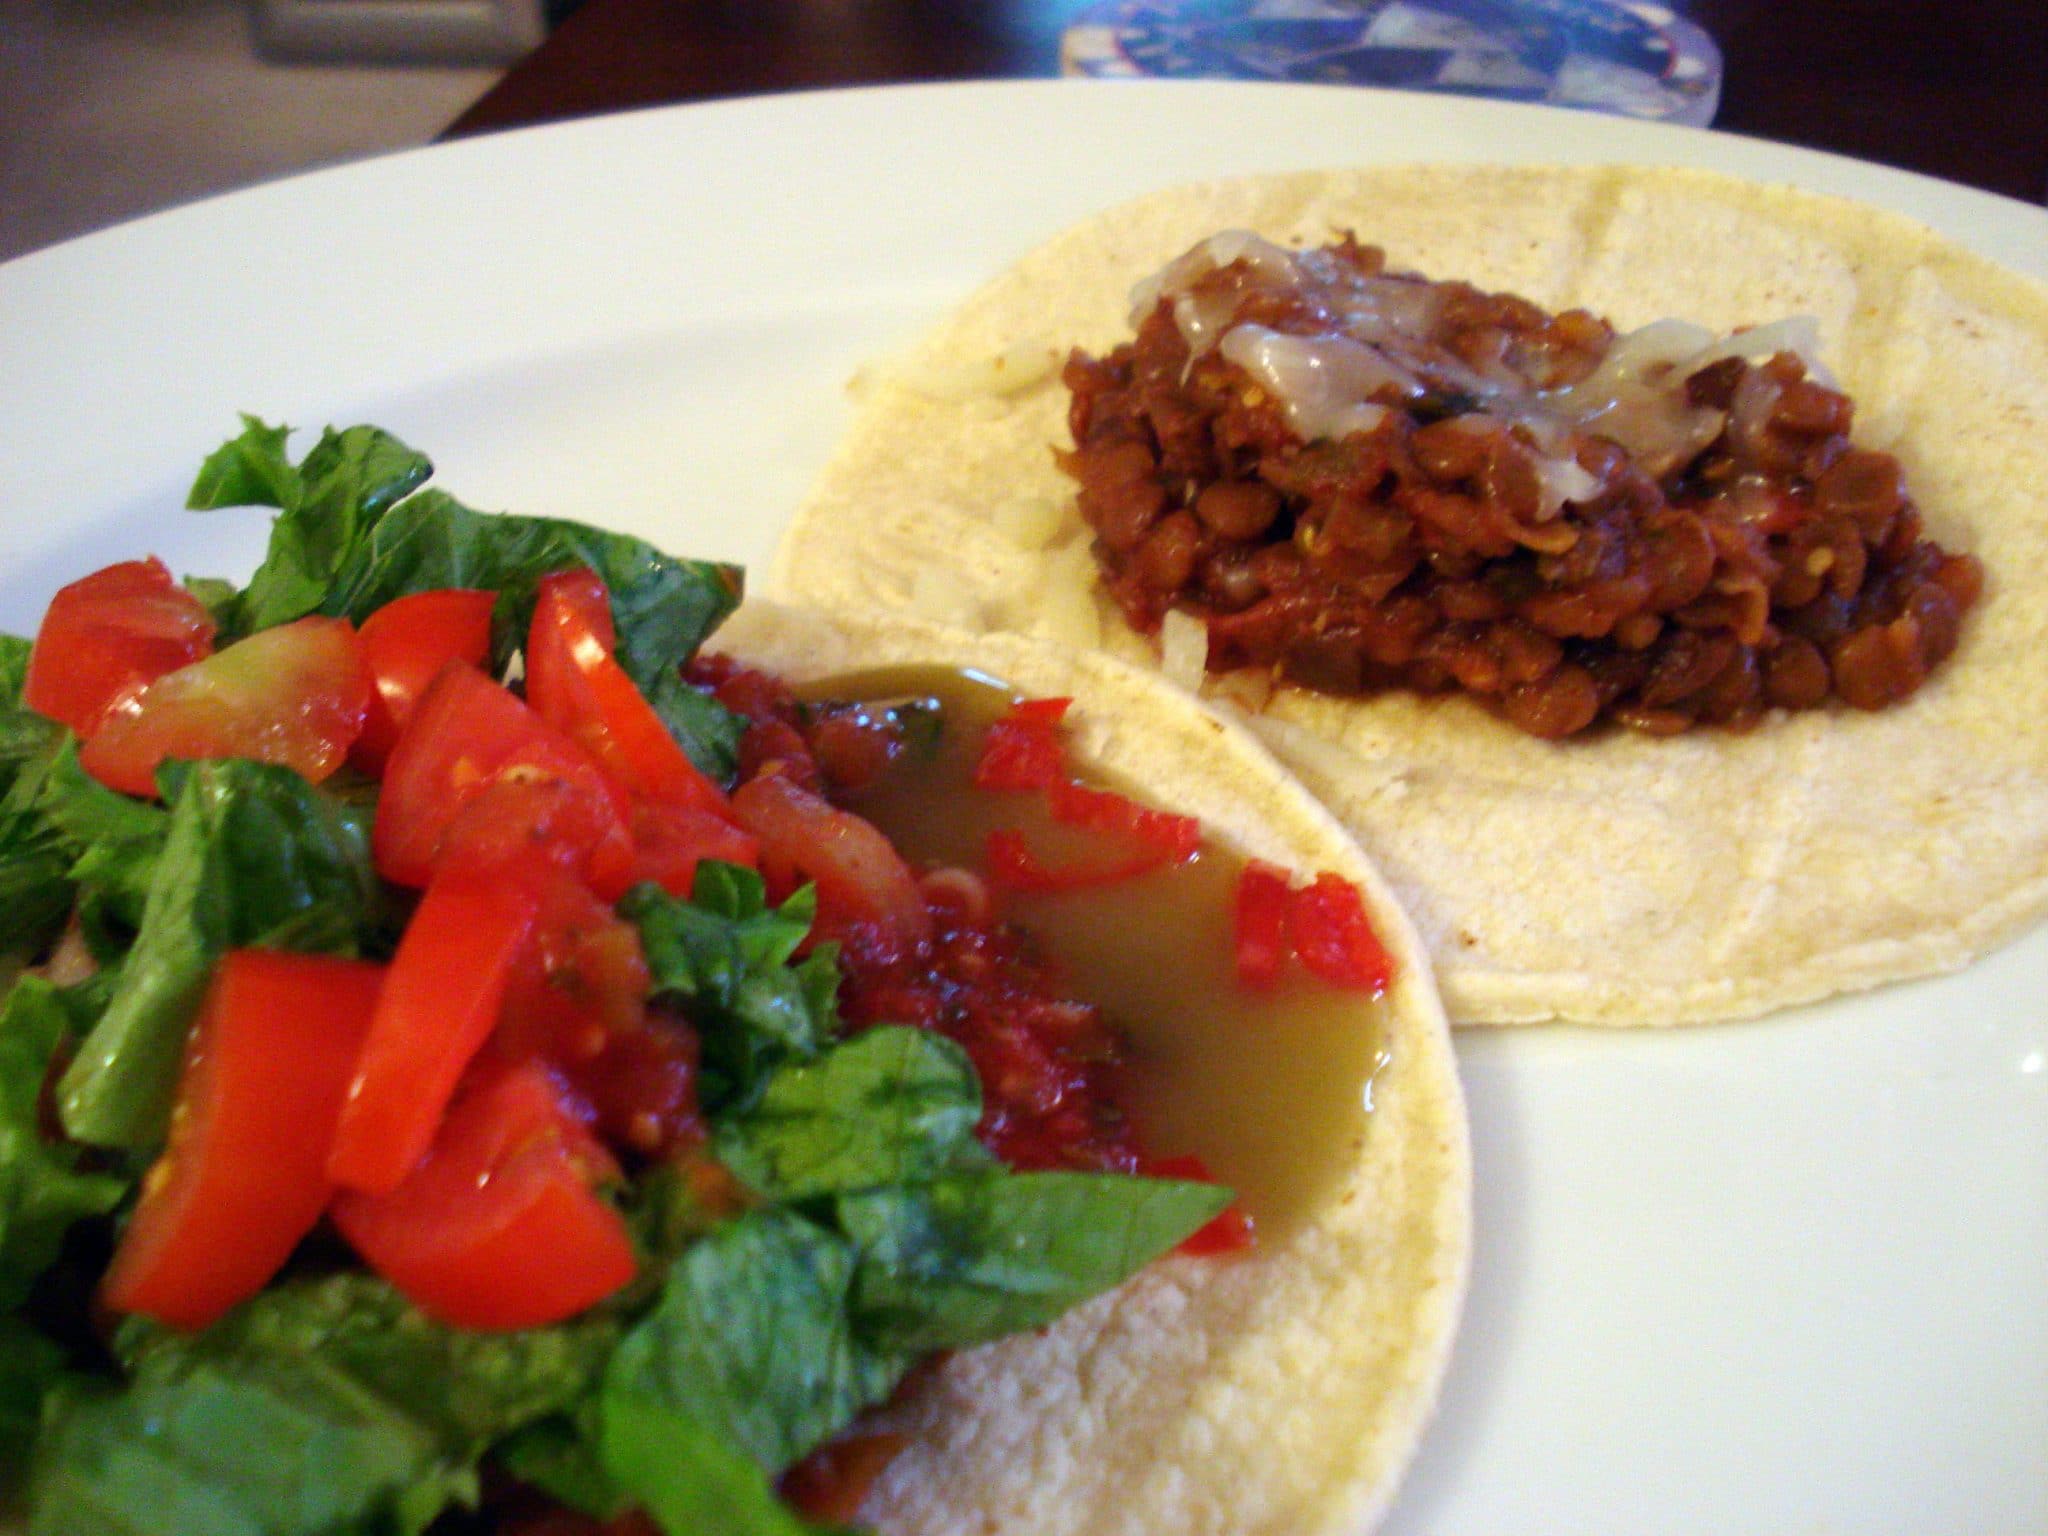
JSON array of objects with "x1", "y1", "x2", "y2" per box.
[
  {"x1": 1064, "y1": 230, "x2": 1983, "y2": 738},
  {"x1": 2, "y1": 420, "x2": 1468, "y2": 1536}
]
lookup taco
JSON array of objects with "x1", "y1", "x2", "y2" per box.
[
  {"x1": 774, "y1": 164, "x2": 2048, "y2": 1025},
  {"x1": 2, "y1": 421, "x2": 1467, "y2": 1536}
]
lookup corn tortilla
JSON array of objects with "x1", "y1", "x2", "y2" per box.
[
  {"x1": 718, "y1": 603, "x2": 1469, "y2": 1535},
  {"x1": 772, "y1": 165, "x2": 2048, "y2": 1025}
]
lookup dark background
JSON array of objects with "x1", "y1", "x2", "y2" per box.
[{"x1": 448, "y1": 0, "x2": 2048, "y2": 204}]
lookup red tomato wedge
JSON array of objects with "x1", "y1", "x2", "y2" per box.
[
  {"x1": 372, "y1": 660, "x2": 633, "y2": 892},
  {"x1": 526, "y1": 568, "x2": 733, "y2": 813},
  {"x1": 627, "y1": 800, "x2": 761, "y2": 899},
  {"x1": 327, "y1": 866, "x2": 545, "y2": 1195},
  {"x1": 350, "y1": 588, "x2": 496, "y2": 776},
  {"x1": 730, "y1": 772, "x2": 932, "y2": 952},
  {"x1": 77, "y1": 616, "x2": 368, "y2": 798},
  {"x1": 331, "y1": 1061, "x2": 636, "y2": 1331},
  {"x1": 24, "y1": 557, "x2": 217, "y2": 737},
  {"x1": 101, "y1": 950, "x2": 386, "y2": 1330}
]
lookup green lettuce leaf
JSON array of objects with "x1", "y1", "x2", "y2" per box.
[
  {"x1": 0, "y1": 976, "x2": 128, "y2": 1309},
  {"x1": 33, "y1": 1274, "x2": 623, "y2": 1536},
  {"x1": 189, "y1": 416, "x2": 433, "y2": 635},
  {"x1": 0, "y1": 632, "x2": 34, "y2": 708},
  {"x1": 57, "y1": 760, "x2": 381, "y2": 1149},
  {"x1": 27, "y1": 1349, "x2": 467, "y2": 1536},
  {"x1": 715, "y1": 1025, "x2": 991, "y2": 1203},
  {"x1": 643, "y1": 666, "x2": 746, "y2": 783},
  {"x1": 42, "y1": 743, "x2": 173, "y2": 932},
  {"x1": 624, "y1": 868, "x2": 840, "y2": 1114},
  {"x1": 0, "y1": 1315, "x2": 67, "y2": 1481},
  {"x1": 838, "y1": 1169, "x2": 1230, "y2": 1353},
  {"x1": 495, "y1": 1413, "x2": 633, "y2": 1523},
  {"x1": 600, "y1": 1390, "x2": 847, "y2": 1536},
  {"x1": 309, "y1": 486, "x2": 742, "y2": 701},
  {"x1": 119, "y1": 1272, "x2": 620, "y2": 1462},
  {"x1": 605, "y1": 1208, "x2": 909, "y2": 1483}
]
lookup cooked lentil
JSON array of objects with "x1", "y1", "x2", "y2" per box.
[{"x1": 1063, "y1": 233, "x2": 1982, "y2": 737}]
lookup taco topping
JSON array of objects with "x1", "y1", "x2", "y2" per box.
[
  {"x1": 1, "y1": 417, "x2": 1411, "y2": 1536},
  {"x1": 1064, "y1": 231, "x2": 1984, "y2": 737}
]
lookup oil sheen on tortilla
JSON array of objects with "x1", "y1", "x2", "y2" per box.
[
  {"x1": 773, "y1": 164, "x2": 2048, "y2": 1026},
  {"x1": 719, "y1": 602, "x2": 1468, "y2": 1536}
]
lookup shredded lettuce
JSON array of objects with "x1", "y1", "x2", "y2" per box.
[
  {"x1": 624, "y1": 867, "x2": 841, "y2": 1114},
  {"x1": 57, "y1": 759, "x2": 383, "y2": 1149},
  {"x1": 7, "y1": 417, "x2": 1234, "y2": 1536},
  {"x1": 714, "y1": 1025, "x2": 993, "y2": 1202},
  {"x1": 0, "y1": 977, "x2": 127, "y2": 1310}
]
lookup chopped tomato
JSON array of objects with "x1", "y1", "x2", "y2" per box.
[
  {"x1": 1146, "y1": 1154, "x2": 1255, "y2": 1257},
  {"x1": 350, "y1": 588, "x2": 496, "y2": 776},
  {"x1": 373, "y1": 659, "x2": 632, "y2": 892},
  {"x1": 101, "y1": 950, "x2": 385, "y2": 1330},
  {"x1": 495, "y1": 866, "x2": 651, "y2": 1061},
  {"x1": 1232, "y1": 860, "x2": 1293, "y2": 990},
  {"x1": 24, "y1": 557, "x2": 217, "y2": 737},
  {"x1": 1286, "y1": 872, "x2": 1393, "y2": 994},
  {"x1": 526, "y1": 568, "x2": 733, "y2": 812},
  {"x1": 627, "y1": 799, "x2": 761, "y2": 899},
  {"x1": 972, "y1": 696, "x2": 1072, "y2": 791},
  {"x1": 437, "y1": 774, "x2": 637, "y2": 903},
  {"x1": 730, "y1": 772, "x2": 932, "y2": 953},
  {"x1": 331, "y1": 1061, "x2": 636, "y2": 1331},
  {"x1": 77, "y1": 616, "x2": 369, "y2": 797},
  {"x1": 327, "y1": 865, "x2": 545, "y2": 1195}
]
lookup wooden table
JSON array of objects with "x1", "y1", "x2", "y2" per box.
[{"x1": 447, "y1": 0, "x2": 2048, "y2": 205}]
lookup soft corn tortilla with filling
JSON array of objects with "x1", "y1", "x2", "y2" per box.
[
  {"x1": 773, "y1": 164, "x2": 2048, "y2": 1025},
  {"x1": 719, "y1": 603, "x2": 1468, "y2": 1536}
]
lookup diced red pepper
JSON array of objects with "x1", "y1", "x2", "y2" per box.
[
  {"x1": 973, "y1": 696, "x2": 1072, "y2": 791},
  {"x1": 1046, "y1": 779, "x2": 1201, "y2": 860},
  {"x1": 1287, "y1": 872, "x2": 1394, "y2": 995},
  {"x1": 1230, "y1": 864, "x2": 1394, "y2": 994},
  {"x1": 1232, "y1": 860, "x2": 1293, "y2": 990},
  {"x1": 984, "y1": 781, "x2": 1200, "y2": 893}
]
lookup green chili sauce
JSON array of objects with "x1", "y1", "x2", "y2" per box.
[{"x1": 802, "y1": 667, "x2": 1389, "y2": 1244}]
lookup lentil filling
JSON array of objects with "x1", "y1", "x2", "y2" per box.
[{"x1": 1062, "y1": 232, "x2": 1984, "y2": 737}]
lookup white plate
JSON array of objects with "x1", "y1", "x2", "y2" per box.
[{"x1": 4, "y1": 81, "x2": 2044, "y2": 1534}]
